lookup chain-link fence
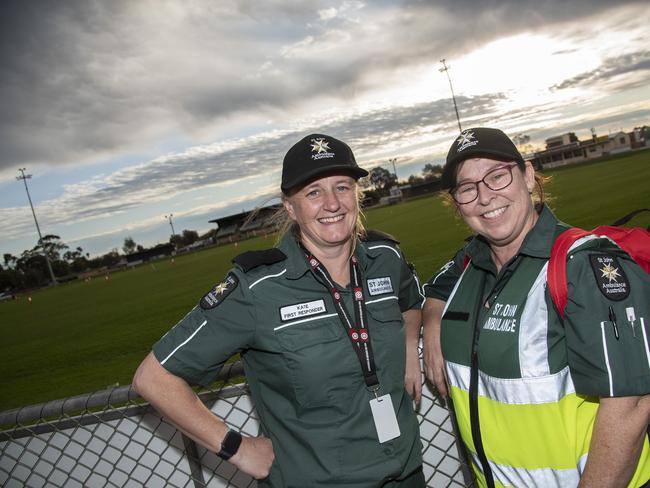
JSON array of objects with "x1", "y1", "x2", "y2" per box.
[{"x1": 1, "y1": 360, "x2": 473, "y2": 487}]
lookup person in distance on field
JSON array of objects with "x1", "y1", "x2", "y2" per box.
[
  {"x1": 422, "y1": 127, "x2": 650, "y2": 487},
  {"x1": 133, "y1": 133, "x2": 426, "y2": 487}
]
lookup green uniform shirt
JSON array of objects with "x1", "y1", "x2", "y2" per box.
[
  {"x1": 422, "y1": 247, "x2": 466, "y2": 302},
  {"x1": 438, "y1": 205, "x2": 650, "y2": 395},
  {"x1": 424, "y1": 205, "x2": 650, "y2": 486},
  {"x1": 153, "y1": 233, "x2": 424, "y2": 488}
]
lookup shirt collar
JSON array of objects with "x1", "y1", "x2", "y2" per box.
[
  {"x1": 278, "y1": 233, "x2": 311, "y2": 279},
  {"x1": 279, "y1": 233, "x2": 374, "y2": 280}
]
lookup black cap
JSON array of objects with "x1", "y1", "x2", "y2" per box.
[
  {"x1": 441, "y1": 127, "x2": 525, "y2": 189},
  {"x1": 281, "y1": 134, "x2": 368, "y2": 194}
]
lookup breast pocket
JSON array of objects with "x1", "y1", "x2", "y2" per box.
[
  {"x1": 275, "y1": 316, "x2": 348, "y2": 409},
  {"x1": 366, "y1": 299, "x2": 406, "y2": 384}
]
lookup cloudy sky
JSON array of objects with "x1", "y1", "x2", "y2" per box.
[{"x1": 1, "y1": 0, "x2": 649, "y2": 258}]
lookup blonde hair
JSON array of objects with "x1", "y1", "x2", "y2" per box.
[{"x1": 271, "y1": 183, "x2": 367, "y2": 245}]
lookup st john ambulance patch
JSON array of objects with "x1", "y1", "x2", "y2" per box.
[
  {"x1": 589, "y1": 253, "x2": 630, "y2": 301},
  {"x1": 200, "y1": 273, "x2": 239, "y2": 309}
]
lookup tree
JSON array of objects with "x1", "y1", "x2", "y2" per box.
[
  {"x1": 407, "y1": 175, "x2": 425, "y2": 185},
  {"x1": 181, "y1": 229, "x2": 199, "y2": 247},
  {"x1": 123, "y1": 237, "x2": 137, "y2": 255},
  {"x1": 422, "y1": 163, "x2": 443, "y2": 181},
  {"x1": 3, "y1": 253, "x2": 16, "y2": 269},
  {"x1": 368, "y1": 166, "x2": 397, "y2": 192},
  {"x1": 170, "y1": 234, "x2": 182, "y2": 248},
  {"x1": 35, "y1": 234, "x2": 68, "y2": 261},
  {"x1": 512, "y1": 133, "x2": 533, "y2": 155},
  {"x1": 64, "y1": 246, "x2": 89, "y2": 273}
]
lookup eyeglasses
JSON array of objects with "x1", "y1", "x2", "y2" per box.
[{"x1": 450, "y1": 164, "x2": 517, "y2": 204}]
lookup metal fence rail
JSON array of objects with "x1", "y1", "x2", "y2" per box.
[{"x1": 1, "y1": 360, "x2": 473, "y2": 487}]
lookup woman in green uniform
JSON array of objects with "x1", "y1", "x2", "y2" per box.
[
  {"x1": 422, "y1": 127, "x2": 650, "y2": 487},
  {"x1": 133, "y1": 133, "x2": 426, "y2": 487}
]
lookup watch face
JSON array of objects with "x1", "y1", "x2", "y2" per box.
[{"x1": 218, "y1": 430, "x2": 242, "y2": 460}]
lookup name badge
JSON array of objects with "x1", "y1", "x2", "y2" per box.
[
  {"x1": 367, "y1": 277, "x2": 393, "y2": 296},
  {"x1": 280, "y1": 299, "x2": 326, "y2": 321},
  {"x1": 369, "y1": 394, "x2": 401, "y2": 443}
]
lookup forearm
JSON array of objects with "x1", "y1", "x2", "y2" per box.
[
  {"x1": 402, "y1": 308, "x2": 423, "y2": 403},
  {"x1": 422, "y1": 298, "x2": 444, "y2": 354},
  {"x1": 422, "y1": 298, "x2": 447, "y2": 395},
  {"x1": 133, "y1": 352, "x2": 227, "y2": 452},
  {"x1": 402, "y1": 308, "x2": 422, "y2": 350},
  {"x1": 579, "y1": 395, "x2": 650, "y2": 487},
  {"x1": 133, "y1": 352, "x2": 275, "y2": 479}
]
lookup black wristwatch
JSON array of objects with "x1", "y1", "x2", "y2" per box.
[{"x1": 217, "y1": 429, "x2": 243, "y2": 460}]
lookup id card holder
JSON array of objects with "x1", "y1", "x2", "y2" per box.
[{"x1": 369, "y1": 394, "x2": 401, "y2": 443}]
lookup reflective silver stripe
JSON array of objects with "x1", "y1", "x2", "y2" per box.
[
  {"x1": 248, "y1": 269, "x2": 287, "y2": 289},
  {"x1": 568, "y1": 234, "x2": 600, "y2": 252},
  {"x1": 600, "y1": 321, "x2": 614, "y2": 396},
  {"x1": 470, "y1": 451, "x2": 584, "y2": 487},
  {"x1": 520, "y1": 263, "x2": 550, "y2": 377},
  {"x1": 441, "y1": 263, "x2": 472, "y2": 317},
  {"x1": 446, "y1": 361, "x2": 576, "y2": 404},
  {"x1": 273, "y1": 313, "x2": 338, "y2": 331},
  {"x1": 641, "y1": 318, "x2": 650, "y2": 370},
  {"x1": 160, "y1": 320, "x2": 208, "y2": 365},
  {"x1": 365, "y1": 296, "x2": 398, "y2": 305},
  {"x1": 367, "y1": 244, "x2": 400, "y2": 258}
]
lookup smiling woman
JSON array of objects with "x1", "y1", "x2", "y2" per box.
[
  {"x1": 421, "y1": 127, "x2": 650, "y2": 488},
  {"x1": 133, "y1": 133, "x2": 427, "y2": 487}
]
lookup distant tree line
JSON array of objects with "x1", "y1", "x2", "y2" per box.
[
  {"x1": 360, "y1": 163, "x2": 443, "y2": 201},
  {"x1": 1, "y1": 228, "x2": 211, "y2": 294}
]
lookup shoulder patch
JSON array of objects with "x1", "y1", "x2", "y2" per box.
[
  {"x1": 589, "y1": 253, "x2": 630, "y2": 301},
  {"x1": 200, "y1": 272, "x2": 239, "y2": 309},
  {"x1": 362, "y1": 229, "x2": 399, "y2": 244},
  {"x1": 232, "y1": 248, "x2": 286, "y2": 272}
]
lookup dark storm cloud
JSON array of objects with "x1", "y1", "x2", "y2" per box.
[
  {"x1": 1, "y1": 0, "x2": 646, "y2": 171},
  {"x1": 552, "y1": 50, "x2": 650, "y2": 90}
]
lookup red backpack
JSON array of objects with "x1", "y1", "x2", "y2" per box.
[{"x1": 548, "y1": 209, "x2": 650, "y2": 319}]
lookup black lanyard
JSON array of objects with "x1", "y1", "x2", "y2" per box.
[{"x1": 301, "y1": 247, "x2": 379, "y2": 388}]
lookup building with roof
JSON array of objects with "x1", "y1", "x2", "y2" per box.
[
  {"x1": 530, "y1": 128, "x2": 644, "y2": 169},
  {"x1": 208, "y1": 204, "x2": 281, "y2": 244}
]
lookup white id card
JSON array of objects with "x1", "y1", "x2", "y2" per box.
[{"x1": 369, "y1": 394, "x2": 401, "y2": 443}]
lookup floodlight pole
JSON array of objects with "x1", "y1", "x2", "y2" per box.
[
  {"x1": 165, "y1": 214, "x2": 176, "y2": 237},
  {"x1": 16, "y1": 168, "x2": 57, "y2": 285},
  {"x1": 389, "y1": 158, "x2": 398, "y2": 180},
  {"x1": 439, "y1": 58, "x2": 462, "y2": 133}
]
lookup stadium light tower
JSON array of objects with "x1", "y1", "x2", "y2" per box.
[
  {"x1": 439, "y1": 58, "x2": 462, "y2": 133},
  {"x1": 389, "y1": 158, "x2": 398, "y2": 180},
  {"x1": 164, "y1": 214, "x2": 176, "y2": 237},
  {"x1": 16, "y1": 168, "x2": 57, "y2": 285}
]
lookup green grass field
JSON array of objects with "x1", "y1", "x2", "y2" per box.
[{"x1": 1, "y1": 149, "x2": 649, "y2": 411}]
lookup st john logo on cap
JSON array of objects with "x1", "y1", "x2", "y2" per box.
[
  {"x1": 310, "y1": 137, "x2": 335, "y2": 160},
  {"x1": 456, "y1": 130, "x2": 478, "y2": 152}
]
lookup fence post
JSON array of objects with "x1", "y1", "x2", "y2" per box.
[{"x1": 182, "y1": 433, "x2": 207, "y2": 488}]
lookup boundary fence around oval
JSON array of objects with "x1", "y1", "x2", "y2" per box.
[{"x1": 1, "y1": 359, "x2": 474, "y2": 488}]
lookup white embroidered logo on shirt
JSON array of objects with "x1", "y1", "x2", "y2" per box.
[{"x1": 367, "y1": 277, "x2": 393, "y2": 296}]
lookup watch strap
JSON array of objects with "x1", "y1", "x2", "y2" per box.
[{"x1": 217, "y1": 429, "x2": 242, "y2": 460}]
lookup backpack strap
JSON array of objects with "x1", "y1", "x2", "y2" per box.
[
  {"x1": 609, "y1": 208, "x2": 649, "y2": 228},
  {"x1": 548, "y1": 228, "x2": 591, "y2": 319}
]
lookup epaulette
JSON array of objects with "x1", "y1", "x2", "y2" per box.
[
  {"x1": 362, "y1": 229, "x2": 399, "y2": 244},
  {"x1": 232, "y1": 248, "x2": 287, "y2": 272}
]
